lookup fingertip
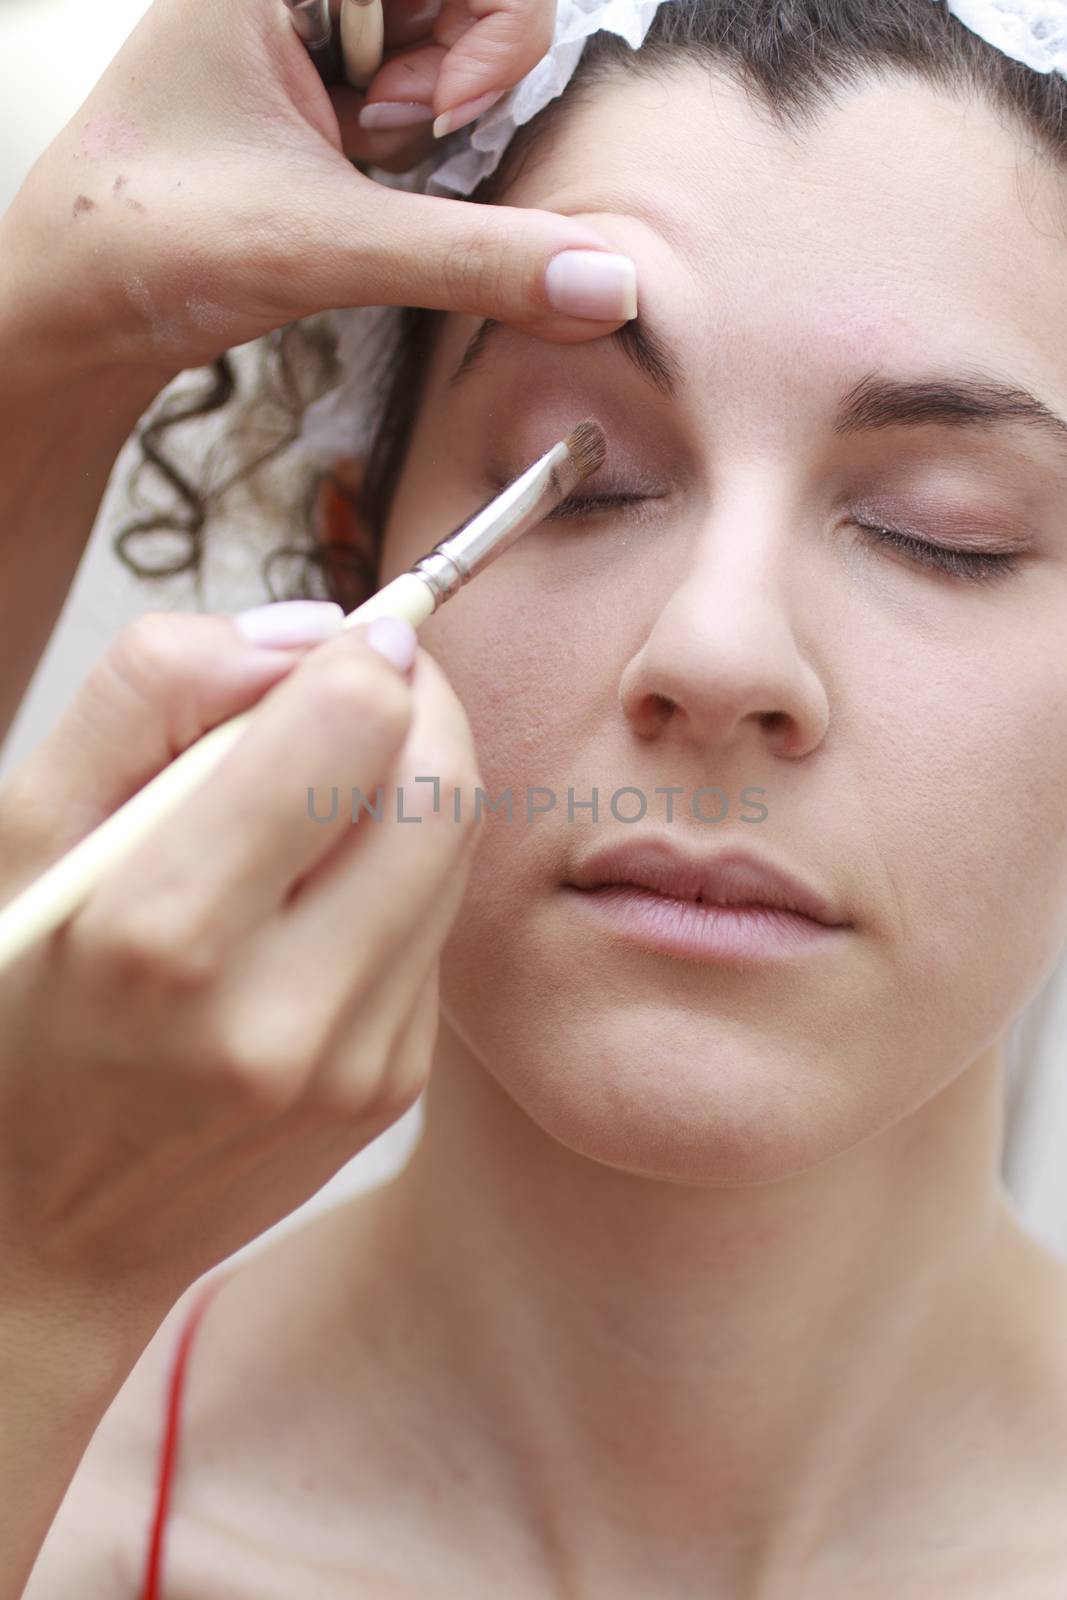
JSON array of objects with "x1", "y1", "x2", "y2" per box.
[
  {"x1": 544, "y1": 250, "x2": 638, "y2": 324},
  {"x1": 365, "y1": 615, "x2": 418, "y2": 674},
  {"x1": 430, "y1": 88, "x2": 505, "y2": 140},
  {"x1": 231, "y1": 600, "x2": 346, "y2": 649}
]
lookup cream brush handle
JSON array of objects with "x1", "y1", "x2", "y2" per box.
[{"x1": 0, "y1": 572, "x2": 434, "y2": 975}]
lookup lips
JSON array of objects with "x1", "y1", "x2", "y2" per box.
[{"x1": 565, "y1": 839, "x2": 848, "y2": 928}]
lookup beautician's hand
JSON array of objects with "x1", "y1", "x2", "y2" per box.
[
  {"x1": 2, "y1": 0, "x2": 636, "y2": 384},
  {"x1": 0, "y1": 607, "x2": 477, "y2": 1326}
]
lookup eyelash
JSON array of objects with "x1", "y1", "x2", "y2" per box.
[
  {"x1": 547, "y1": 492, "x2": 648, "y2": 521},
  {"x1": 546, "y1": 496, "x2": 1022, "y2": 585},
  {"x1": 852, "y1": 520, "x2": 1020, "y2": 585}
]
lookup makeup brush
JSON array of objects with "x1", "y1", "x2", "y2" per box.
[
  {"x1": 0, "y1": 419, "x2": 606, "y2": 973},
  {"x1": 282, "y1": 0, "x2": 343, "y2": 85}
]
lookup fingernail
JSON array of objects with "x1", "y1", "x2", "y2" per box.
[
  {"x1": 545, "y1": 251, "x2": 638, "y2": 323},
  {"x1": 232, "y1": 600, "x2": 344, "y2": 648},
  {"x1": 365, "y1": 615, "x2": 418, "y2": 673},
  {"x1": 432, "y1": 89, "x2": 505, "y2": 140},
  {"x1": 359, "y1": 100, "x2": 435, "y2": 130}
]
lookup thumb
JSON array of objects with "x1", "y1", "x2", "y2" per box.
[
  {"x1": 0, "y1": 609, "x2": 340, "y2": 882},
  {"x1": 430, "y1": 0, "x2": 557, "y2": 122},
  {"x1": 301, "y1": 180, "x2": 638, "y2": 341}
]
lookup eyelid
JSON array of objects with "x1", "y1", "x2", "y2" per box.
[
  {"x1": 484, "y1": 457, "x2": 670, "y2": 500},
  {"x1": 849, "y1": 496, "x2": 1028, "y2": 554},
  {"x1": 549, "y1": 491, "x2": 653, "y2": 521}
]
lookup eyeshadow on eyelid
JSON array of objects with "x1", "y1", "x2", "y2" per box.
[{"x1": 485, "y1": 451, "x2": 674, "y2": 499}]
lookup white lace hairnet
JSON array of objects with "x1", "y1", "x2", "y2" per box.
[
  {"x1": 939, "y1": 0, "x2": 1067, "y2": 70},
  {"x1": 294, "y1": 0, "x2": 1067, "y2": 466}
]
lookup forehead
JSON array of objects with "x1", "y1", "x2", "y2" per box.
[{"x1": 434, "y1": 65, "x2": 1067, "y2": 412}]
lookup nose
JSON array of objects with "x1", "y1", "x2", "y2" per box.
[{"x1": 617, "y1": 517, "x2": 830, "y2": 759}]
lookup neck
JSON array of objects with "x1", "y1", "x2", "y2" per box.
[{"x1": 378, "y1": 1031, "x2": 1056, "y2": 1597}]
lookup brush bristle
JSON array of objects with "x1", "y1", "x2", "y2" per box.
[{"x1": 565, "y1": 418, "x2": 607, "y2": 482}]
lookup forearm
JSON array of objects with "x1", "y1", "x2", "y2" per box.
[
  {"x1": 0, "y1": 1284, "x2": 156, "y2": 1599},
  {"x1": 0, "y1": 219, "x2": 174, "y2": 749}
]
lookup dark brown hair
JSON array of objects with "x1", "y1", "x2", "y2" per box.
[{"x1": 114, "y1": 0, "x2": 1067, "y2": 612}]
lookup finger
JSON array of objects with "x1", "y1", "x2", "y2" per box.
[
  {"x1": 219, "y1": 798, "x2": 470, "y2": 1119},
  {"x1": 329, "y1": 0, "x2": 443, "y2": 45},
  {"x1": 366, "y1": 36, "x2": 443, "y2": 100},
  {"x1": 267, "y1": 643, "x2": 480, "y2": 999},
  {"x1": 320, "y1": 953, "x2": 442, "y2": 1121},
  {"x1": 158, "y1": 648, "x2": 478, "y2": 1118},
  {"x1": 262, "y1": 771, "x2": 475, "y2": 1062},
  {"x1": 292, "y1": 168, "x2": 639, "y2": 341},
  {"x1": 173, "y1": 964, "x2": 441, "y2": 1241},
  {"x1": 70, "y1": 623, "x2": 417, "y2": 964},
  {"x1": 332, "y1": 40, "x2": 443, "y2": 165},
  {"x1": 341, "y1": 115, "x2": 437, "y2": 172},
  {"x1": 0, "y1": 611, "x2": 337, "y2": 884},
  {"x1": 383, "y1": 0, "x2": 444, "y2": 50},
  {"x1": 332, "y1": 91, "x2": 435, "y2": 167},
  {"x1": 430, "y1": 0, "x2": 556, "y2": 120}
]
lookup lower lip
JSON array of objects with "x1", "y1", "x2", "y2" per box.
[{"x1": 564, "y1": 885, "x2": 848, "y2": 963}]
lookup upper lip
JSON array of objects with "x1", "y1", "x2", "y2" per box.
[{"x1": 565, "y1": 838, "x2": 850, "y2": 927}]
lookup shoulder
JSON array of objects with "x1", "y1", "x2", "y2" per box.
[
  {"x1": 24, "y1": 1189, "x2": 409, "y2": 1599},
  {"x1": 22, "y1": 1279, "x2": 216, "y2": 1599}
]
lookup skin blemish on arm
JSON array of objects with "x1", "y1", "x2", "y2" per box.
[
  {"x1": 111, "y1": 175, "x2": 145, "y2": 212},
  {"x1": 72, "y1": 195, "x2": 96, "y2": 218},
  {"x1": 80, "y1": 113, "x2": 146, "y2": 159}
]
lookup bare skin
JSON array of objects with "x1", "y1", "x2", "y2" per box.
[
  {"x1": 23, "y1": 63, "x2": 1067, "y2": 1600},
  {"x1": 23, "y1": 1145, "x2": 1067, "y2": 1599}
]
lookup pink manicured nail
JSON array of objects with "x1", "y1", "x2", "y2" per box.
[
  {"x1": 365, "y1": 615, "x2": 417, "y2": 673},
  {"x1": 544, "y1": 250, "x2": 638, "y2": 322},
  {"x1": 432, "y1": 89, "x2": 505, "y2": 140},
  {"x1": 232, "y1": 600, "x2": 344, "y2": 648},
  {"x1": 359, "y1": 100, "x2": 435, "y2": 130}
]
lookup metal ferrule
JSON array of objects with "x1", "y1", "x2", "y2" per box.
[
  {"x1": 410, "y1": 548, "x2": 467, "y2": 608},
  {"x1": 285, "y1": 0, "x2": 332, "y2": 49},
  {"x1": 410, "y1": 440, "x2": 581, "y2": 612}
]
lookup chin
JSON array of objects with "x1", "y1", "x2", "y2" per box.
[
  {"x1": 495, "y1": 1021, "x2": 874, "y2": 1186},
  {"x1": 440, "y1": 949, "x2": 899, "y2": 1186},
  {"x1": 435, "y1": 890, "x2": 1002, "y2": 1190}
]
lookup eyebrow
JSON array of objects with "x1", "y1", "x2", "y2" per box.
[
  {"x1": 446, "y1": 315, "x2": 683, "y2": 400},
  {"x1": 446, "y1": 316, "x2": 1067, "y2": 461}
]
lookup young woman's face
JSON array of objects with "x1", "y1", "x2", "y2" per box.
[{"x1": 375, "y1": 64, "x2": 1067, "y2": 1183}]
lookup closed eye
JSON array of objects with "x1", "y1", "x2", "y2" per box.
[
  {"x1": 516, "y1": 477, "x2": 1025, "y2": 586},
  {"x1": 484, "y1": 461, "x2": 665, "y2": 523},
  {"x1": 546, "y1": 492, "x2": 654, "y2": 521},
  {"x1": 853, "y1": 521, "x2": 1022, "y2": 584}
]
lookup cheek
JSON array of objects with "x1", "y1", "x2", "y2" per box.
[
  {"x1": 851, "y1": 634, "x2": 1067, "y2": 1032},
  {"x1": 414, "y1": 565, "x2": 607, "y2": 775},
  {"x1": 415, "y1": 589, "x2": 609, "y2": 965}
]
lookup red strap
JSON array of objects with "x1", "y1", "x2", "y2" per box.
[{"x1": 138, "y1": 1271, "x2": 232, "y2": 1600}]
